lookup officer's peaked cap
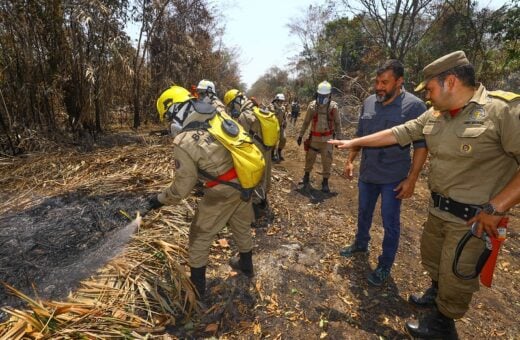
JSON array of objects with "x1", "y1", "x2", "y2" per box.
[{"x1": 415, "y1": 51, "x2": 470, "y2": 92}]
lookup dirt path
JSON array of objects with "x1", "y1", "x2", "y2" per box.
[{"x1": 196, "y1": 122, "x2": 520, "y2": 339}]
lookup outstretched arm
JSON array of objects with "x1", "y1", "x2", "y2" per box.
[{"x1": 328, "y1": 128, "x2": 398, "y2": 149}]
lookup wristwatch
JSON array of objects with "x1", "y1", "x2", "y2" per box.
[{"x1": 481, "y1": 202, "x2": 507, "y2": 216}]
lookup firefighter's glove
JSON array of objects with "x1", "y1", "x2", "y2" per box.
[
  {"x1": 297, "y1": 136, "x2": 303, "y2": 146},
  {"x1": 141, "y1": 195, "x2": 163, "y2": 216}
]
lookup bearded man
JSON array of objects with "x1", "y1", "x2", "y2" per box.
[{"x1": 338, "y1": 59, "x2": 428, "y2": 286}]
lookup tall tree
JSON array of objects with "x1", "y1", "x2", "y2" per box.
[
  {"x1": 248, "y1": 66, "x2": 289, "y2": 101},
  {"x1": 340, "y1": 0, "x2": 439, "y2": 60},
  {"x1": 287, "y1": 4, "x2": 336, "y2": 86}
]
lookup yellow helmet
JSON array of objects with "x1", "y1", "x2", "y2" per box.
[
  {"x1": 156, "y1": 85, "x2": 194, "y2": 121},
  {"x1": 224, "y1": 89, "x2": 242, "y2": 106}
]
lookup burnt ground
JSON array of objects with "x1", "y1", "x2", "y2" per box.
[
  {"x1": 0, "y1": 191, "x2": 147, "y2": 309},
  {"x1": 0, "y1": 124, "x2": 519, "y2": 339}
]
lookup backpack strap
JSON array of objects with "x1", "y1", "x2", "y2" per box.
[
  {"x1": 249, "y1": 129, "x2": 269, "y2": 150},
  {"x1": 203, "y1": 168, "x2": 238, "y2": 188},
  {"x1": 312, "y1": 101, "x2": 332, "y2": 133},
  {"x1": 183, "y1": 121, "x2": 210, "y2": 131},
  {"x1": 198, "y1": 166, "x2": 253, "y2": 202}
]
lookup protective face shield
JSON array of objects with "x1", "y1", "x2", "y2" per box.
[
  {"x1": 229, "y1": 98, "x2": 243, "y2": 118},
  {"x1": 170, "y1": 121, "x2": 183, "y2": 137},
  {"x1": 198, "y1": 94, "x2": 213, "y2": 104},
  {"x1": 317, "y1": 94, "x2": 330, "y2": 105},
  {"x1": 166, "y1": 100, "x2": 192, "y2": 126}
]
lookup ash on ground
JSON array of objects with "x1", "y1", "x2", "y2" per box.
[{"x1": 0, "y1": 190, "x2": 147, "y2": 311}]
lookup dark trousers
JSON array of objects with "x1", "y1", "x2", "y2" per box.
[{"x1": 355, "y1": 180, "x2": 402, "y2": 269}]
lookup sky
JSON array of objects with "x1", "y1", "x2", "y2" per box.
[
  {"x1": 218, "y1": 0, "x2": 510, "y2": 90},
  {"x1": 219, "y1": 0, "x2": 318, "y2": 89}
]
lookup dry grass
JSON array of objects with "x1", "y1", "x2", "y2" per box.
[{"x1": 0, "y1": 134, "x2": 200, "y2": 338}]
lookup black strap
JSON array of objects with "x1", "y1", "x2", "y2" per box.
[
  {"x1": 453, "y1": 227, "x2": 492, "y2": 280},
  {"x1": 183, "y1": 121, "x2": 210, "y2": 131},
  {"x1": 431, "y1": 192, "x2": 480, "y2": 221},
  {"x1": 249, "y1": 129, "x2": 269, "y2": 150}
]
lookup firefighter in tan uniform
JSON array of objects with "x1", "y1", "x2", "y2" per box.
[
  {"x1": 268, "y1": 93, "x2": 287, "y2": 161},
  {"x1": 297, "y1": 81, "x2": 342, "y2": 193},
  {"x1": 144, "y1": 85, "x2": 255, "y2": 298},
  {"x1": 330, "y1": 51, "x2": 520, "y2": 339},
  {"x1": 224, "y1": 89, "x2": 273, "y2": 225}
]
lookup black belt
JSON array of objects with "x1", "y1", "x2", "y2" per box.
[{"x1": 431, "y1": 192, "x2": 480, "y2": 221}]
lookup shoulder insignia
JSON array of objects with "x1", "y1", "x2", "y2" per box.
[
  {"x1": 488, "y1": 90, "x2": 520, "y2": 102},
  {"x1": 466, "y1": 106, "x2": 487, "y2": 124}
]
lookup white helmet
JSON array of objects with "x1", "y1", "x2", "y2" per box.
[
  {"x1": 274, "y1": 93, "x2": 285, "y2": 101},
  {"x1": 317, "y1": 81, "x2": 332, "y2": 95},
  {"x1": 196, "y1": 79, "x2": 216, "y2": 94}
]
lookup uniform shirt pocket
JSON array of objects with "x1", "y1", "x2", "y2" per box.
[
  {"x1": 422, "y1": 121, "x2": 441, "y2": 135},
  {"x1": 454, "y1": 122, "x2": 490, "y2": 158}
]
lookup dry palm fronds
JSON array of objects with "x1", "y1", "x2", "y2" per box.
[
  {"x1": 0, "y1": 209, "x2": 196, "y2": 339},
  {"x1": 0, "y1": 135, "x2": 199, "y2": 338},
  {"x1": 0, "y1": 141, "x2": 167, "y2": 216}
]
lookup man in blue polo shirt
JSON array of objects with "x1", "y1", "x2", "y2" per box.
[{"x1": 339, "y1": 59, "x2": 428, "y2": 286}]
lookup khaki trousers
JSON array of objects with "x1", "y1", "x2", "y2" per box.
[
  {"x1": 304, "y1": 140, "x2": 333, "y2": 178},
  {"x1": 277, "y1": 127, "x2": 286, "y2": 150},
  {"x1": 189, "y1": 186, "x2": 253, "y2": 267},
  {"x1": 421, "y1": 213, "x2": 486, "y2": 319}
]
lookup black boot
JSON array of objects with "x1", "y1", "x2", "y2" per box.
[
  {"x1": 321, "y1": 177, "x2": 330, "y2": 193},
  {"x1": 251, "y1": 200, "x2": 269, "y2": 228},
  {"x1": 229, "y1": 251, "x2": 254, "y2": 277},
  {"x1": 252, "y1": 200, "x2": 267, "y2": 220},
  {"x1": 405, "y1": 309, "x2": 458, "y2": 339},
  {"x1": 190, "y1": 266, "x2": 206, "y2": 299},
  {"x1": 271, "y1": 149, "x2": 279, "y2": 162},
  {"x1": 408, "y1": 280, "x2": 438, "y2": 307},
  {"x1": 301, "y1": 172, "x2": 310, "y2": 189},
  {"x1": 278, "y1": 148, "x2": 284, "y2": 161}
]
